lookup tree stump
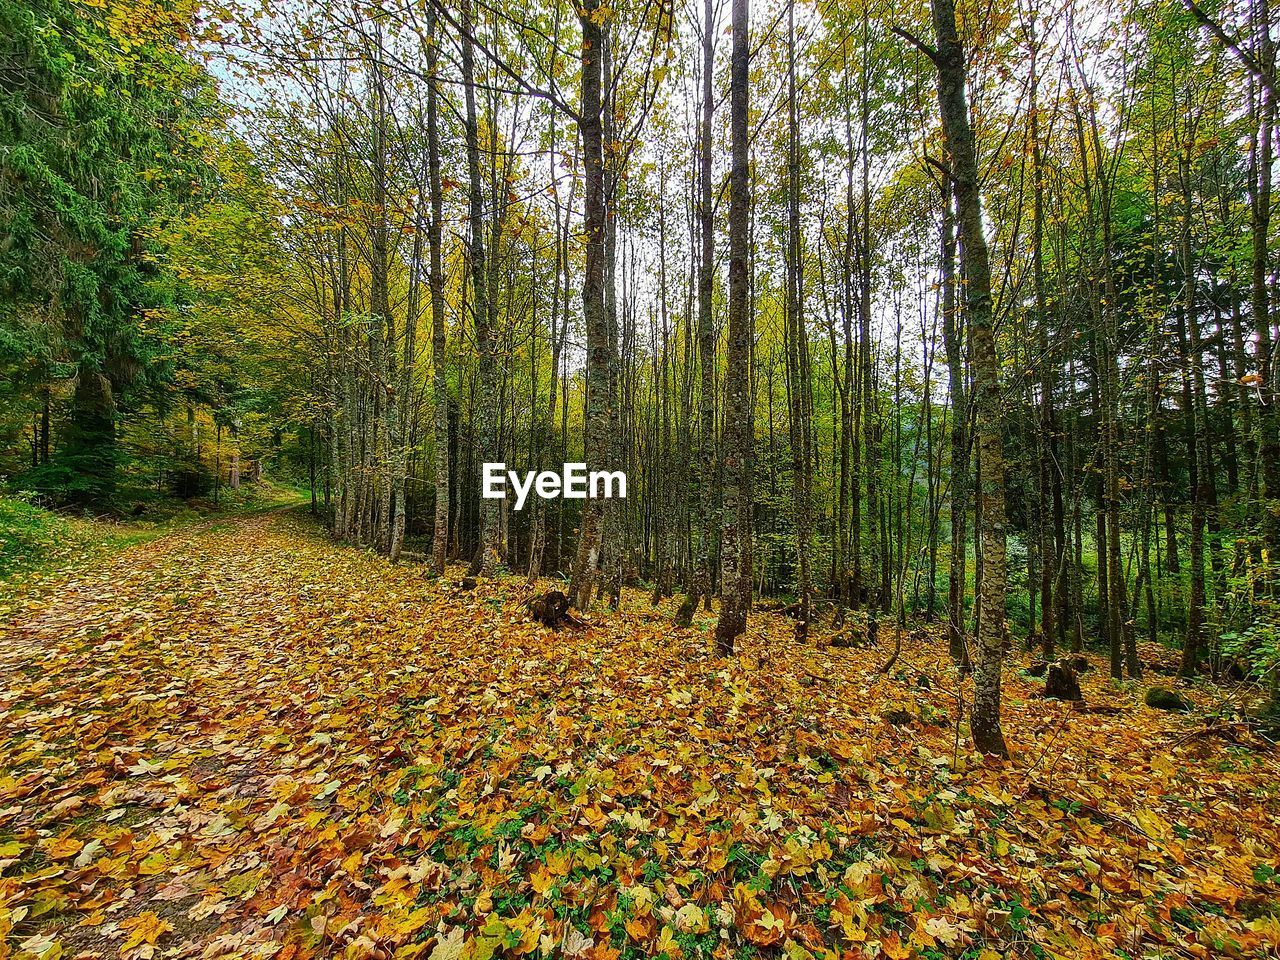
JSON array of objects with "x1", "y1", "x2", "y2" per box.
[
  {"x1": 1222, "y1": 660, "x2": 1249, "y2": 682},
  {"x1": 674, "y1": 593, "x2": 697, "y2": 627},
  {"x1": 829, "y1": 632, "x2": 860, "y2": 655},
  {"x1": 881, "y1": 708, "x2": 915, "y2": 727},
  {"x1": 1044, "y1": 661, "x2": 1083, "y2": 702},
  {"x1": 828, "y1": 613, "x2": 877, "y2": 650},
  {"x1": 528, "y1": 590, "x2": 571, "y2": 628}
]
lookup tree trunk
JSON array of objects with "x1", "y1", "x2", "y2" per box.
[
  {"x1": 427, "y1": 4, "x2": 450, "y2": 575},
  {"x1": 569, "y1": 0, "x2": 611, "y2": 609},
  {"x1": 1250, "y1": 0, "x2": 1280, "y2": 572},
  {"x1": 66, "y1": 366, "x2": 117, "y2": 505},
  {"x1": 784, "y1": 0, "x2": 812, "y2": 638},
  {"x1": 928, "y1": 0, "x2": 1010, "y2": 757},
  {"x1": 460, "y1": 0, "x2": 501, "y2": 576},
  {"x1": 715, "y1": 0, "x2": 752, "y2": 654},
  {"x1": 691, "y1": 0, "x2": 717, "y2": 613}
]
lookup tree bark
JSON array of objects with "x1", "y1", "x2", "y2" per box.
[
  {"x1": 784, "y1": 0, "x2": 812, "y2": 638},
  {"x1": 569, "y1": 0, "x2": 611, "y2": 609},
  {"x1": 715, "y1": 0, "x2": 752, "y2": 654},
  {"x1": 929, "y1": 0, "x2": 1010, "y2": 757},
  {"x1": 460, "y1": 0, "x2": 501, "y2": 576},
  {"x1": 427, "y1": 4, "x2": 450, "y2": 575},
  {"x1": 692, "y1": 0, "x2": 717, "y2": 613}
]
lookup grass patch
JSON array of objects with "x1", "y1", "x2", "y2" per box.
[{"x1": 0, "y1": 494, "x2": 123, "y2": 585}]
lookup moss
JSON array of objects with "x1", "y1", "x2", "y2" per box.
[{"x1": 1144, "y1": 687, "x2": 1192, "y2": 711}]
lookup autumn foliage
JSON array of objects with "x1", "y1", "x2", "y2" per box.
[{"x1": 2, "y1": 513, "x2": 1278, "y2": 960}]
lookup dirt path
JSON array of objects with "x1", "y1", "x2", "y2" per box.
[
  {"x1": 1, "y1": 508, "x2": 298, "y2": 667},
  {"x1": 1, "y1": 512, "x2": 1278, "y2": 960}
]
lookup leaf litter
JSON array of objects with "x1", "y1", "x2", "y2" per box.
[{"x1": 0, "y1": 513, "x2": 1278, "y2": 960}]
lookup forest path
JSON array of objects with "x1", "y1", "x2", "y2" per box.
[
  {"x1": 0, "y1": 503, "x2": 303, "y2": 669},
  {"x1": 1, "y1": 512, "x2": 1278, "y2": 960}
]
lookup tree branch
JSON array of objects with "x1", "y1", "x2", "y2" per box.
[
  {"x1": 1182, "y1": 0, "x2": 1277, "y2": 100},
  {"x1": 891, "y1": 26, "x2": 940, "y2": 66},
  {"x1": 426, "y1": 0, "x2": 579, "y2": 123}
]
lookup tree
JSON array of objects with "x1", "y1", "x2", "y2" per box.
[
  {"x1": 784, "y1": 0, "x2": 814, "y2": 638},
  {"x1": 715, "y1": 0, "x2": 753, "y2": 654},
  {"x1": 426, "y1": 3, "x2": 450, "y2": 575},
  {"x1": 460, "y1": 0, "x2": 502, "y2": 575},
  {"x1": 568, "y1": 0, "x2": 611, "y2": 609},
  {"x1": 0, "y1": 0, "x2": 214, "y2": 505},
  {"x1": 911, "y1": 0, "x2": 1012, "y2": 757}
]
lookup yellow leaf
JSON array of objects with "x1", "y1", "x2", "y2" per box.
[
  {"x1": 428, "y1": 927, "x2": 465, "y2": 960},
  {"x1": 44, "y1": 837, "x2": 83, "y2": 860},
  {"x1": 654, "y1": 927, "x2": 682, "y2": 959},
  {"x1": 119, "y1": 912, "x2": 173, "y2": 953},
  {"x1": 673, "y1": 904, "x2": 707, "y2": 934}
]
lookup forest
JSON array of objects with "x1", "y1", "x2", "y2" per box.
[{"x1": 2, "y1": 0, "x2": 1280, "y2": 954}]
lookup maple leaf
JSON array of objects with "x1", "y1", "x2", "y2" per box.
[
  {"x1": 673, "y1": 904, "x2": 708, "y2": 934},
  {"x1": 916, "y1": 914, "x2": 963, "y2": 948},
  {"x1": 42, "y1": 837, "x2": 83, "y2": 860},
  {"x1": 427, "y1": 927, "x2": 464, "y2": 960},
  {"x1": 560, "y1": 926, "x2": 593, "y2": 958},
  {"x1": 1250, "y1": 914, "x2": 1280, "y2": 947},
  {"x1": 653, "y1": 927, "x2": 683, "y2": 959},
  {"x1": 18, "y1": 934, "x2": 61, "y2": 960},
  {"x1": 119, "y1": 911, "x2": 173, "y2": 958}
]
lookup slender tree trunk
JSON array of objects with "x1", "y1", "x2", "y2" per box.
[
  {"x1": 427, "y1": 5, "x2": 450, "y2": 575},
  {"x1": 1029, "y1": 54, "x2": 1058, "y2": 661},
  {"x1": 939, "y1": 181, "x2": 969, "y2": 667},
  {"x1": 1180, "y1": 148, "x2": 1211, "y2": 676},
  {"x1": 716, "y1": 0, "x2": 752, "y2": 654},
  {"x1": 460, "y1": 0, "x2": 501, "y2": 575},
  {"x1": 785, "y1": 0, "x2": 812, "y2": 638},
  {"x1": 859, "y1": 10, "x2": 880, "y2": 613},
  {"x1": 569, "y1": 0, "x2": 611, "y2": 609},
  {"x1": 1249, "y1": 0, "x2": 1280, "y2": 584},
  {"x1": 928, "y1": 0, "x2": 1010, "y2": 757},
  {"x1": 690, "y1": 0, "x2": 717, "y2": 613},
  {"x1": 844, "y1": 85, "x2": 863, "y2": 610}
]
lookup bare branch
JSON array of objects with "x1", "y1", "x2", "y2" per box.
[{"x1": 891, "y1": 25, "x2": 940, "y2": 66}]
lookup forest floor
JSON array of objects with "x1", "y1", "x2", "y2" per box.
[
  {"x1": 1, "y1": 511, "x2": 1278, "y2": 960},
  {"x1": 0, "y1": 485, "x2": 305, "y2": 622}
]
